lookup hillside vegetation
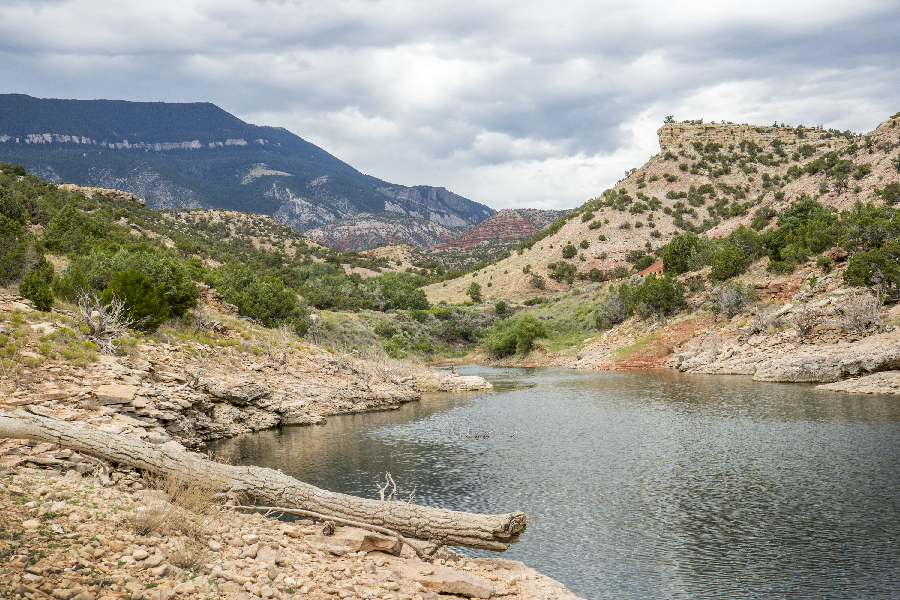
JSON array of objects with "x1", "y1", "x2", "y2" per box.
[
  {"x1": 2, "y1": 113, "x2": 899, "y2": 374},
  {"x1": 423, "y1": 114, "x2": 899, "y2": 305}
]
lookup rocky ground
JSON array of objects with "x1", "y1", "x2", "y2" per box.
[{"x1": 0, "y1": 467, "x2": 577, "y2": 600}]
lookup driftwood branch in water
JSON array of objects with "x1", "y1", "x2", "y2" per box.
[{"x1": 0, "y1": 408, "x2": 528, "y2": 551}]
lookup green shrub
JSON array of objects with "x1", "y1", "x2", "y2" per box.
[
  {"x1": 662, "y1": 233, "x2": 699, "y2": 273},
  {"x1": 710, "y1": 246, "x2": 748, "y2": 280},
  {"x1": 530, "y1": 274, "x2": 546, "y2": 289},
  {"x1": 579, "y1": 239, "x2": 589, "y2": 249},
  {"x1": 843, "y1": 241, "x2": 900, "y2": 298},
  {"x1": 880, "y1": 182, "x2": 899, "y2": 206},
  {"x1": 0, "y1": 190, "x2": 26, "y2": 225},
  {"x1": 43, "y1": 204, "x2": 109, "y2": 255},
  {"x1": 374, "y1": 321, "x2": 398, "y2": 338},
  {"x1": 634, "y1": 255, "x2": 656, "y2": 271},
  {"x1": 101, "y1": 269, "x2": 170, "y2": 331},
  {"x1": 562, "y1": 243, "x2": 577, "y2": 259},
  {"x1": 19, "y1": 271, "x2": 53, "y2": 312},
  {"x1": 482, "y1": 314, "x2": 547, "y2": 357},
  {"x1": 362, "y1": 271, "x2": 429, "y2": 311},
  {"x1": 210, "y1": 266, "x2": 308, "y2": 333},
  {"x1": 764, "y1": 196, "x2": 839, "y2": 274},
  {"x1": 495, "y1": 300, "x2": 507, "y2": 318},
  {"x1": 595, "y1": 274, "x2": 686, "y2": 328},
  {"x1": 58, "y1": 248, "x2": 198, "y2": 315},
  {"x1": 630, "y1": 274, "x2": 687, "y2": 319},
  {"x1": 466, "y1": 281, "x2": 482, "y2": 303},
  {"x1": 0, "y1": 214, "x2": 27, "y2": 285}
]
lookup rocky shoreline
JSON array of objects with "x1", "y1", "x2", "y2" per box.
[
  {"x1": 562, "y1": 261, "x2": 900, "y2": 396},
  {"x1": 2, "y1": 295, "x2": 570, "y2": 600}
]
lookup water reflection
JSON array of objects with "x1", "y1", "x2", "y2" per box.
[{"x1": 210, "y1": 367, "x2": 900, "y2": 600}]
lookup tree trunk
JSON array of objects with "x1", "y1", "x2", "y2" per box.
[{"x1": 0, "y1": 409, "x2": 528, "y2": 551}]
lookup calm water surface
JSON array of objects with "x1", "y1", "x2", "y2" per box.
[{"x1": 209, "y1": 367, "x2": 900, "y2": 600}]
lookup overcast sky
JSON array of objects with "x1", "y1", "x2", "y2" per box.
[{"x1": 1, "y1": 0, "x2": 898, "y2": 210}]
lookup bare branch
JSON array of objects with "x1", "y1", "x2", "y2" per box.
[
  {"x1": 377, "y1": 472, "x2": 397, "y2": 502},
  {"x1": 180, "y1": 347, "x2": 207, "y2": 388},
  {"x1": 76, "y1": 290, "x2": 132, "y2": 354},
  {"x1": 831, "y1": 289, "x2": 883, "y2": 335}
]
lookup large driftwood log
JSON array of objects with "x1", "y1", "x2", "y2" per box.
[{"x1": 0, "y1": 409, "x2": 527, "y2": 551}]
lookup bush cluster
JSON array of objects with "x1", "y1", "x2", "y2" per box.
[{"x1": 482, "y1": 314, "x2": 547, "y2": 357}]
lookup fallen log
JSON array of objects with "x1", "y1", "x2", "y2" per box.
[{"x1": 0, "y1": 408, "x2": 528, "y2": 551}]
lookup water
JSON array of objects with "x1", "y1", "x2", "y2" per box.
[{"x1": 209, "y1": 367, "x2": 900, "y2": 599}]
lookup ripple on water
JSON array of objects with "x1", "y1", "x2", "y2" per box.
[{"x1": 210, "y1": 367, "x2": 900, "y2": 600}]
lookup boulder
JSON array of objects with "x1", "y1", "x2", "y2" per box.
[
  {"x1": 753, "y1": 331, "x2": 900, "y2": 383},
  {"x1": 209, "y1": 383, "x2": 270, "y2": 406},
  {"x1": 816, "y1": 371, "x2": 900, "y2": 394},
  {"x1": 392, "y1": 563, "x2": 495, "y2": 599}
]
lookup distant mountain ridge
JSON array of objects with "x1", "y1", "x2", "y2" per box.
[{"x1": 0, "y1": 94, "x2": 495, "y2": 238}]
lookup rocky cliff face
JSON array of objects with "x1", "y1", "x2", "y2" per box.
[
  {"x1": 430, "y1": 209, "x2": 569, "y2": 250},
  {"x1": 304, "y1": 211, "x2": 461, "y2": 251},
  {"x1": 657, "y1": 122, "x2": 847, "y2": 153},
  {"x1": 377, "y1": 186, "x2": 495, "y2": 228}
]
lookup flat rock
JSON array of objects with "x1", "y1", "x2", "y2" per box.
[
  {"x1": 439, "y1": 376, "x2": 493, "y2": 392},
  {"x1": 393, "y1": 563, "x2": 495, "y2": 598},
  {"x1": 95, "y1": 384, "x2": 138, "y2": 404},
  {"x1": 816, "y1": 371, "x2": 900, "y2": 394}
]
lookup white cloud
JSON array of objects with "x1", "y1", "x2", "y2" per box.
[{"x1": 0, "y1": 0, "x2": 898, "y2": 209}]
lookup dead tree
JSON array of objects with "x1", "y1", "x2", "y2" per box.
[{"x1": 0, "y1": 409, "x2": 528, "y2": 553}]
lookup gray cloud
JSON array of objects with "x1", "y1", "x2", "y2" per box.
[{"x1": 1, "y1": 0, "x2": 898, "y2": 209}]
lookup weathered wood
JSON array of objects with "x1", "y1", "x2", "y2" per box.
[{"x1": 0, "y1": 408, "x2": 528, "y2": 551}]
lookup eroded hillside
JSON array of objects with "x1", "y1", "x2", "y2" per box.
[{"x1": 424, "y1": 117, "x2": 899, "y2": 304}]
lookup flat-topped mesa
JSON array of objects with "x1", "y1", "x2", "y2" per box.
[{"x1": 657, "y1": 122, "x2": 850, "y2": 154}]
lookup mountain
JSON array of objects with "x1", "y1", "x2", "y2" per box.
[
  {"x1": 423, "y1": 116, "x2": 900, "y2": 304},
  {"x1": 0, "y1": 94, "x2": 495, "y2": 240}
]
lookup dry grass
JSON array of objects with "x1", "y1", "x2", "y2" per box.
[
  {"x1": 169, "y1": 537, "x2": 208, "y2": 571},
  {"x1": 120, "y1": 468, "x2": 220, "y2": 540}
]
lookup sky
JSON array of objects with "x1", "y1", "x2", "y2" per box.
[{"x1": 1, "y1": 0, "x2": 898, "y2": 211}]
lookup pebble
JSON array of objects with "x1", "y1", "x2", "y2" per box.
[
  {"x1": 132, "y1": 549, "x2": 149, "y2": 560},
  {"x1": 208, "y1": 540, "x2": 223, "y2": 551}
]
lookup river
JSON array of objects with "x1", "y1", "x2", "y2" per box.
[{"x1": 209, "y1": 366, "x2": 900, "y2": 600}]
